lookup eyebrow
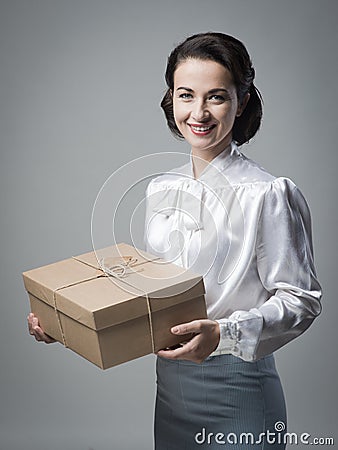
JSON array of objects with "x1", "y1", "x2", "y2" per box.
[{"x1": 176, "y1": 87, "x2": 229, "y2": 94}]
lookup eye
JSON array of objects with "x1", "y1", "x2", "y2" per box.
[
  {"x1": 209, "y1": 94, "x2": 225, "y2": 102},
  {"x1": 178, "y1": 92, "x2": 193, "y2": 100}
]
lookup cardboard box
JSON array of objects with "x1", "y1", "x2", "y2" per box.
[{"x1": 23, "y1": 243, "x2": 207, "y2": 369}]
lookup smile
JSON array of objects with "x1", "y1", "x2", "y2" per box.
[{"x1": 188, "y1": 124, "x2": 216, "y2": 135}]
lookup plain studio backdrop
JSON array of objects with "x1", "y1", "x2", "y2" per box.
[{"x1": 1, "y1": 1, "x2": 337, "y2": 449}]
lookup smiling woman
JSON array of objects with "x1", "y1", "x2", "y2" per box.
[
  {"x1": 172, "y1": 59, "x2": 244, "y2": 162},
  {"x1": 144, "y1": 32, "x2": 322, "y2": 449},
  {"x1": 161, "y1": 32, "x2": 262, "y2": 149}
]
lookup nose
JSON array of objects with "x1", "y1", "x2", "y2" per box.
[{"x1": 191, "y1": 99, "x2": 210, "y2": 122}]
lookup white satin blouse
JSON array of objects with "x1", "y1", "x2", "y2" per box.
[{"x1": 144, "y1": 142, "x2": 322, "y2": 361}]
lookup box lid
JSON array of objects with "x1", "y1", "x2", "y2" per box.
[{"x1": 23, "y1": 243, "x2": 205, "y2": 330}]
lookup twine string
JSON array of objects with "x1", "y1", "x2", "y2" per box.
[
  {"x1": 52, "y1": 289, "x2": 68, "y2": 347},
  {"x1": 99, "y1": 257, "x2": 155, "y2": 354},
  {"x1": 51, "y1": 256, "x2": 156, "y2": 354}
]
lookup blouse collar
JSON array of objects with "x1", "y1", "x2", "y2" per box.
[{"x1": 188, "y1": 141, "x2": 240, "y2": 181}]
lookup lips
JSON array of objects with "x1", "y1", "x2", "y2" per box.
[{"x1": 188, "y1": 123, "x2": 216, "y2": 136}]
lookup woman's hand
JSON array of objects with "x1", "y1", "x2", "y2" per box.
[
  {"x1": 156, "y1": 319, "x2": 220, "y2": 363},
  {"x1": 27, "y1": 313, "x2": 56, "y2": 344}
]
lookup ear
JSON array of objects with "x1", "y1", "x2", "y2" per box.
[
  {"x1": 236, "y1": 92, "x2": 250, "y2": 117},
  {"x1": 169, "y1": 89, "x2": 173, "y2": 98}
]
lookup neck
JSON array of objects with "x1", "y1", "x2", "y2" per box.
[{"x1": 191, "y1": 141, "x2": 232, "y2": 179}]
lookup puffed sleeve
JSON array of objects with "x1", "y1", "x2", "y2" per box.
[{"x1": 214, "y1": 177, "x2": 322, "y2": 361}]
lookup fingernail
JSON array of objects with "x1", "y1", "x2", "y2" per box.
[{"x1": 172, "y1": 327, "x2": 179, "y2": 333}]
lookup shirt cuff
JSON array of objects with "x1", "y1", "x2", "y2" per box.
[{"x1": 211, "y1": 309, "x2": 264, "y2": 361}]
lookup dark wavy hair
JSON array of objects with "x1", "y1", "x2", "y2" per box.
[{"x1": 161, "y1": 32, "x2": 263, "y2": 146}]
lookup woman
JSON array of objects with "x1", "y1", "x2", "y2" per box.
[
  {"x1": 29, "y1": 32, "x2": 322, "y2": 449},
  {"x1": 144, "y1": 32, "x2": 322, "y2": 449}
]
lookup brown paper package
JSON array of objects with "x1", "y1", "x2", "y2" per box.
[{"x1": 23, "y1": 243, "x2": 207, "y2": 369}]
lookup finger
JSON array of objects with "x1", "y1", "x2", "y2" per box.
[
  {"x1": 43, "y1": 336, "x2": 56, "y2": 344},
  {"x1": 30, "y1": 316, "x2": 39, "y2": 332},
  {"x1": 32, "y1": 326, "x2": 43, "y2": 341},
  {"x1": 171, "y1": 320, "x2": 204, "y2": 336},
  {"x1": 157, "y1": 335, "x2": 199, "y2": 360},
  {"x1": 28, "y1": 312, "x2": 37, "y2": 323},
  {"x1": 33, "y1": 326, "x2": 56, "y2": 344},
  {"x1": 31, "y1": 319, "x2": 39, "y2": 335},
  {"x1": 27, "y1": 313, "x2": 35, "y2": 335},
  {"x1": 43, "y1": 332, "x2": 56, "y2": 344}
]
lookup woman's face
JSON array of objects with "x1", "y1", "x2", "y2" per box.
[{"x1": 172, "y1": 58, "x2": 241, "y2": 157}]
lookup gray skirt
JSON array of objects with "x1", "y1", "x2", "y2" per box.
[{"x1": 155, "y1": 353, "x2": 287, "y2": 450}]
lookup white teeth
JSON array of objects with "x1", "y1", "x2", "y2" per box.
[{"x1": 191, "y1": 125, "x2": 214, "y2": 132}]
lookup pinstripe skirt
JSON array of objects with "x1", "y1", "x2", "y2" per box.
[{"x1": 155, "y1": 353, "x2": 287, "y2": 450}]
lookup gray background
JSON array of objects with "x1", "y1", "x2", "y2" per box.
[{"x1": 1, "y1": 0, "x2": 337, "y2": 449}]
